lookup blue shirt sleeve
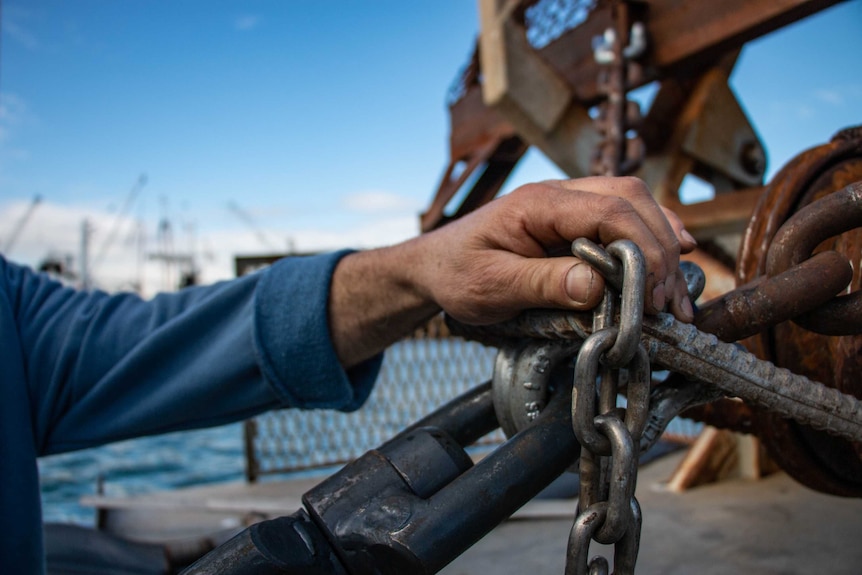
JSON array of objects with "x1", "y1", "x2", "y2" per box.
[
  {"x1": 6, "y1": 251, "x2": 381, "y2": 456},
  {"x1": 254, "y1": 251, "x2": 381, "y2": 410}
]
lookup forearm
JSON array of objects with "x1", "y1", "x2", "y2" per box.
[{"x1": 329, "y1": 236, "x2": 441, "y2": 368}]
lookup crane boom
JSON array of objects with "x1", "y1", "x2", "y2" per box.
[
  {"x1": 91, "y1": 174, "x2": 148, "y2": 271},
  {"x1": 226, "y1": 200, "x2": 282, "y2": 252},
  {"x1": 3, "y1": 195, "x2": 43, "y2": 254}
]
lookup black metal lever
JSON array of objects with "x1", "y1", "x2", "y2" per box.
[{"x1": 183, "y1": 379, "x2": 580, "y2": 574}]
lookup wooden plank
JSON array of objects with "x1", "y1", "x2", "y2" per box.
[
  {"x1": 672, "y1": 186, "x2": 764, "y2": 239},
  {"x1": 666, "y1": 427, "x2": 739, "y2": 492},
  {"x1": 479, "y1": 0, "x2": 573, "y2": 132}
]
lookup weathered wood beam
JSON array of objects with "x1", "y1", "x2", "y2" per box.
[{"x1": 672, "y1": 186, "x2": 765, "y2": 240}]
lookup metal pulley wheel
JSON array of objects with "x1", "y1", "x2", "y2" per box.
[
  {"x1": 737, "y1": 126, "x2": 862, "y2": 496},
  {"x1": 492, "y1": 339, "x2": 579, "y2": 438}
]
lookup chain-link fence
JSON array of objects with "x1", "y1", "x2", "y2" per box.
[
  {"x1": 243, "y1": 316, "x2": 703, "y2": 481},
  {"x1": 244, "y1": 318, "x2": 503, "y2": 481},
  {"x1": 524, "y1": 0, "x2": 597, "y2": 49}
]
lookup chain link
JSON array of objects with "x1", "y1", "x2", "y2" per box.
[
  {"x1": 566, "y1": 240, "x2": 650, "y2": 575},
  {"x1": 589, "y1": 1, "x2": 645, "y2": 177}
]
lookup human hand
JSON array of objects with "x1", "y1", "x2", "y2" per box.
[{"x1": 414, "y1": 176, "x2": 696, "y2": 325}]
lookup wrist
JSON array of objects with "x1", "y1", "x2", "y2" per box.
[{"x1": 328, "y1": 239, "x2": 441, "y2": 368}]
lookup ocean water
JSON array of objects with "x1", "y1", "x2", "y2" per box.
[{"x1": 39, "y1": 423, "x2": 251, "y2": 525}]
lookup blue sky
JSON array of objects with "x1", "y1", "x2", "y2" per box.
[{"x1": 1, "y1": 1, "x2": 861, "y2": 293}]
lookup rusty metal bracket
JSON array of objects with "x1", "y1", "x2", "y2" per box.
[
  {"x1": 424, "y1": 0, "x2": 842, "y2": 237},
  {"x1": 694, "y1": 250, "x2": 852, "y2": 342},
  {"x1": 766, "y1": 181, "x2": 862, "y2": 335}
]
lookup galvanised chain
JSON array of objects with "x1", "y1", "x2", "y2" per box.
[{"x1": 566, "y1": 240, "x2": 650, "y2": 575}]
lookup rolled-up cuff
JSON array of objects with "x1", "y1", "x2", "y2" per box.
[{"x1": 253, "y1": 250, "x2": 382, "y2": 412}]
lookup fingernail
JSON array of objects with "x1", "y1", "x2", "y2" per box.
[
  {"x1": 681, "y1": 228, "x2": 697, "y2": 247},
  {"x1": 566, "y1": 262, "x2": 594, "y2": 304},
  {"x1": 652, "y1": 282, "x2": 666, "y2": 311},
  {"x1": 681, "y1": 295, "x2": 694, "y2": 322}
]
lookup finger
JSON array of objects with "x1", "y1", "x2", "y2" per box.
[
  {"x1": 508, "y1": 183, "x2": 666, "y2": 261},
  {"x1": 661, "y1": 206, "x2": 697, "y2": 254},
  {"x1": 553, "y1": 177, "x2": 682, "y2": 313},
  {"x1": 666, "y1": 268, "x2": 694, "y2": 323},
  {"x1": 562, "y1": 259, "x2": 605, "y2": 309},
  {"x1": 553, "y1": 177, "x2": 678, "y2": 249},
  {"x1": 560, "y1": 177, "x2": 680, "y2": 309}
]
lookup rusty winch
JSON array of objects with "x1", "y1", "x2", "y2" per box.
[{"x1": 734, "y1": 127, "x2": 862, "y2": 496}]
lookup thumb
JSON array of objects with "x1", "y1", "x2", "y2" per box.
[
  {"x1": 512, "y1": 257, "x2": 606, "y2": 312},
  {"x1": 563, "y1": 260, "x2": 606, "y2": 308}
]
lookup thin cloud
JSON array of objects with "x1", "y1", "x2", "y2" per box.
[
  {"x1": 234, "y1": 15, "x2": 261, "y2": 32},
  {"x1": 771, "y1": 100, "x2": 815, "y2": 120},
  {"x1": 2, "y1": 198, "x2": 421, "y2": 297},
  {"x1": 343, "y1": 191, "x2": 420, "y2": 214},
  {"x1": 795, "y1": 103, "x2": 815, "y2": 119},
  {"x1": 771, "y1": 84, "x2": 862, "y2": 120},
  {"x1": 815, "y1": 89, "x2": 844, "y2": 106},
  {"x1": 0, "y1": 198, "x2": 205, "y2": 296},
  {"x1": 0, "y1": 93, "x2": 30, "y2": 143},
  {"x1": 0, "y1": 94, "x2": 32, "y2": 171},
  {"x1": 3, "y1": 19, "x2": 41, "y2": 51},
  {"x1": 289, "y1": 215, "x2": 420, "y2": 251}
]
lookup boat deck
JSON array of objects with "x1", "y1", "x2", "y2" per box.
[{"x1": 82, "y1": 450, "x2": 862, "y2": 574}]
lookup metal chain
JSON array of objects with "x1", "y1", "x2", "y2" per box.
[
  {"x1": 590, "y1": 0, "x2": 645, "y2": 177},
  {"x1": 566, "y1": 240, "x2": 650, "y2": 575}
]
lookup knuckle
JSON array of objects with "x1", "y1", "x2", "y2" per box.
[
  {"x1": 666, "y1": 236, "x2": 681, "y2": 259},
  {"x1": 508, "y1": 183, "x2": 539, "y2": 202},
  {"x1": 452, "y1": 263, "x2": 515, "y2": 324},
  {"x1": 594, "y1": 195, "x2": 635, "y2": 221},
  {"x1": 497, "y1": 188, "x2": 529, "y2": 216},
  {"x1": 617, "y1": 176, "x2": 650, "y2": 196},
  {"x1": 641, "y1": 243, "x2": 669, "y2": 274},
  {"x1": 525, "y1": 266, "x2": 553, "y2": 306}
]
